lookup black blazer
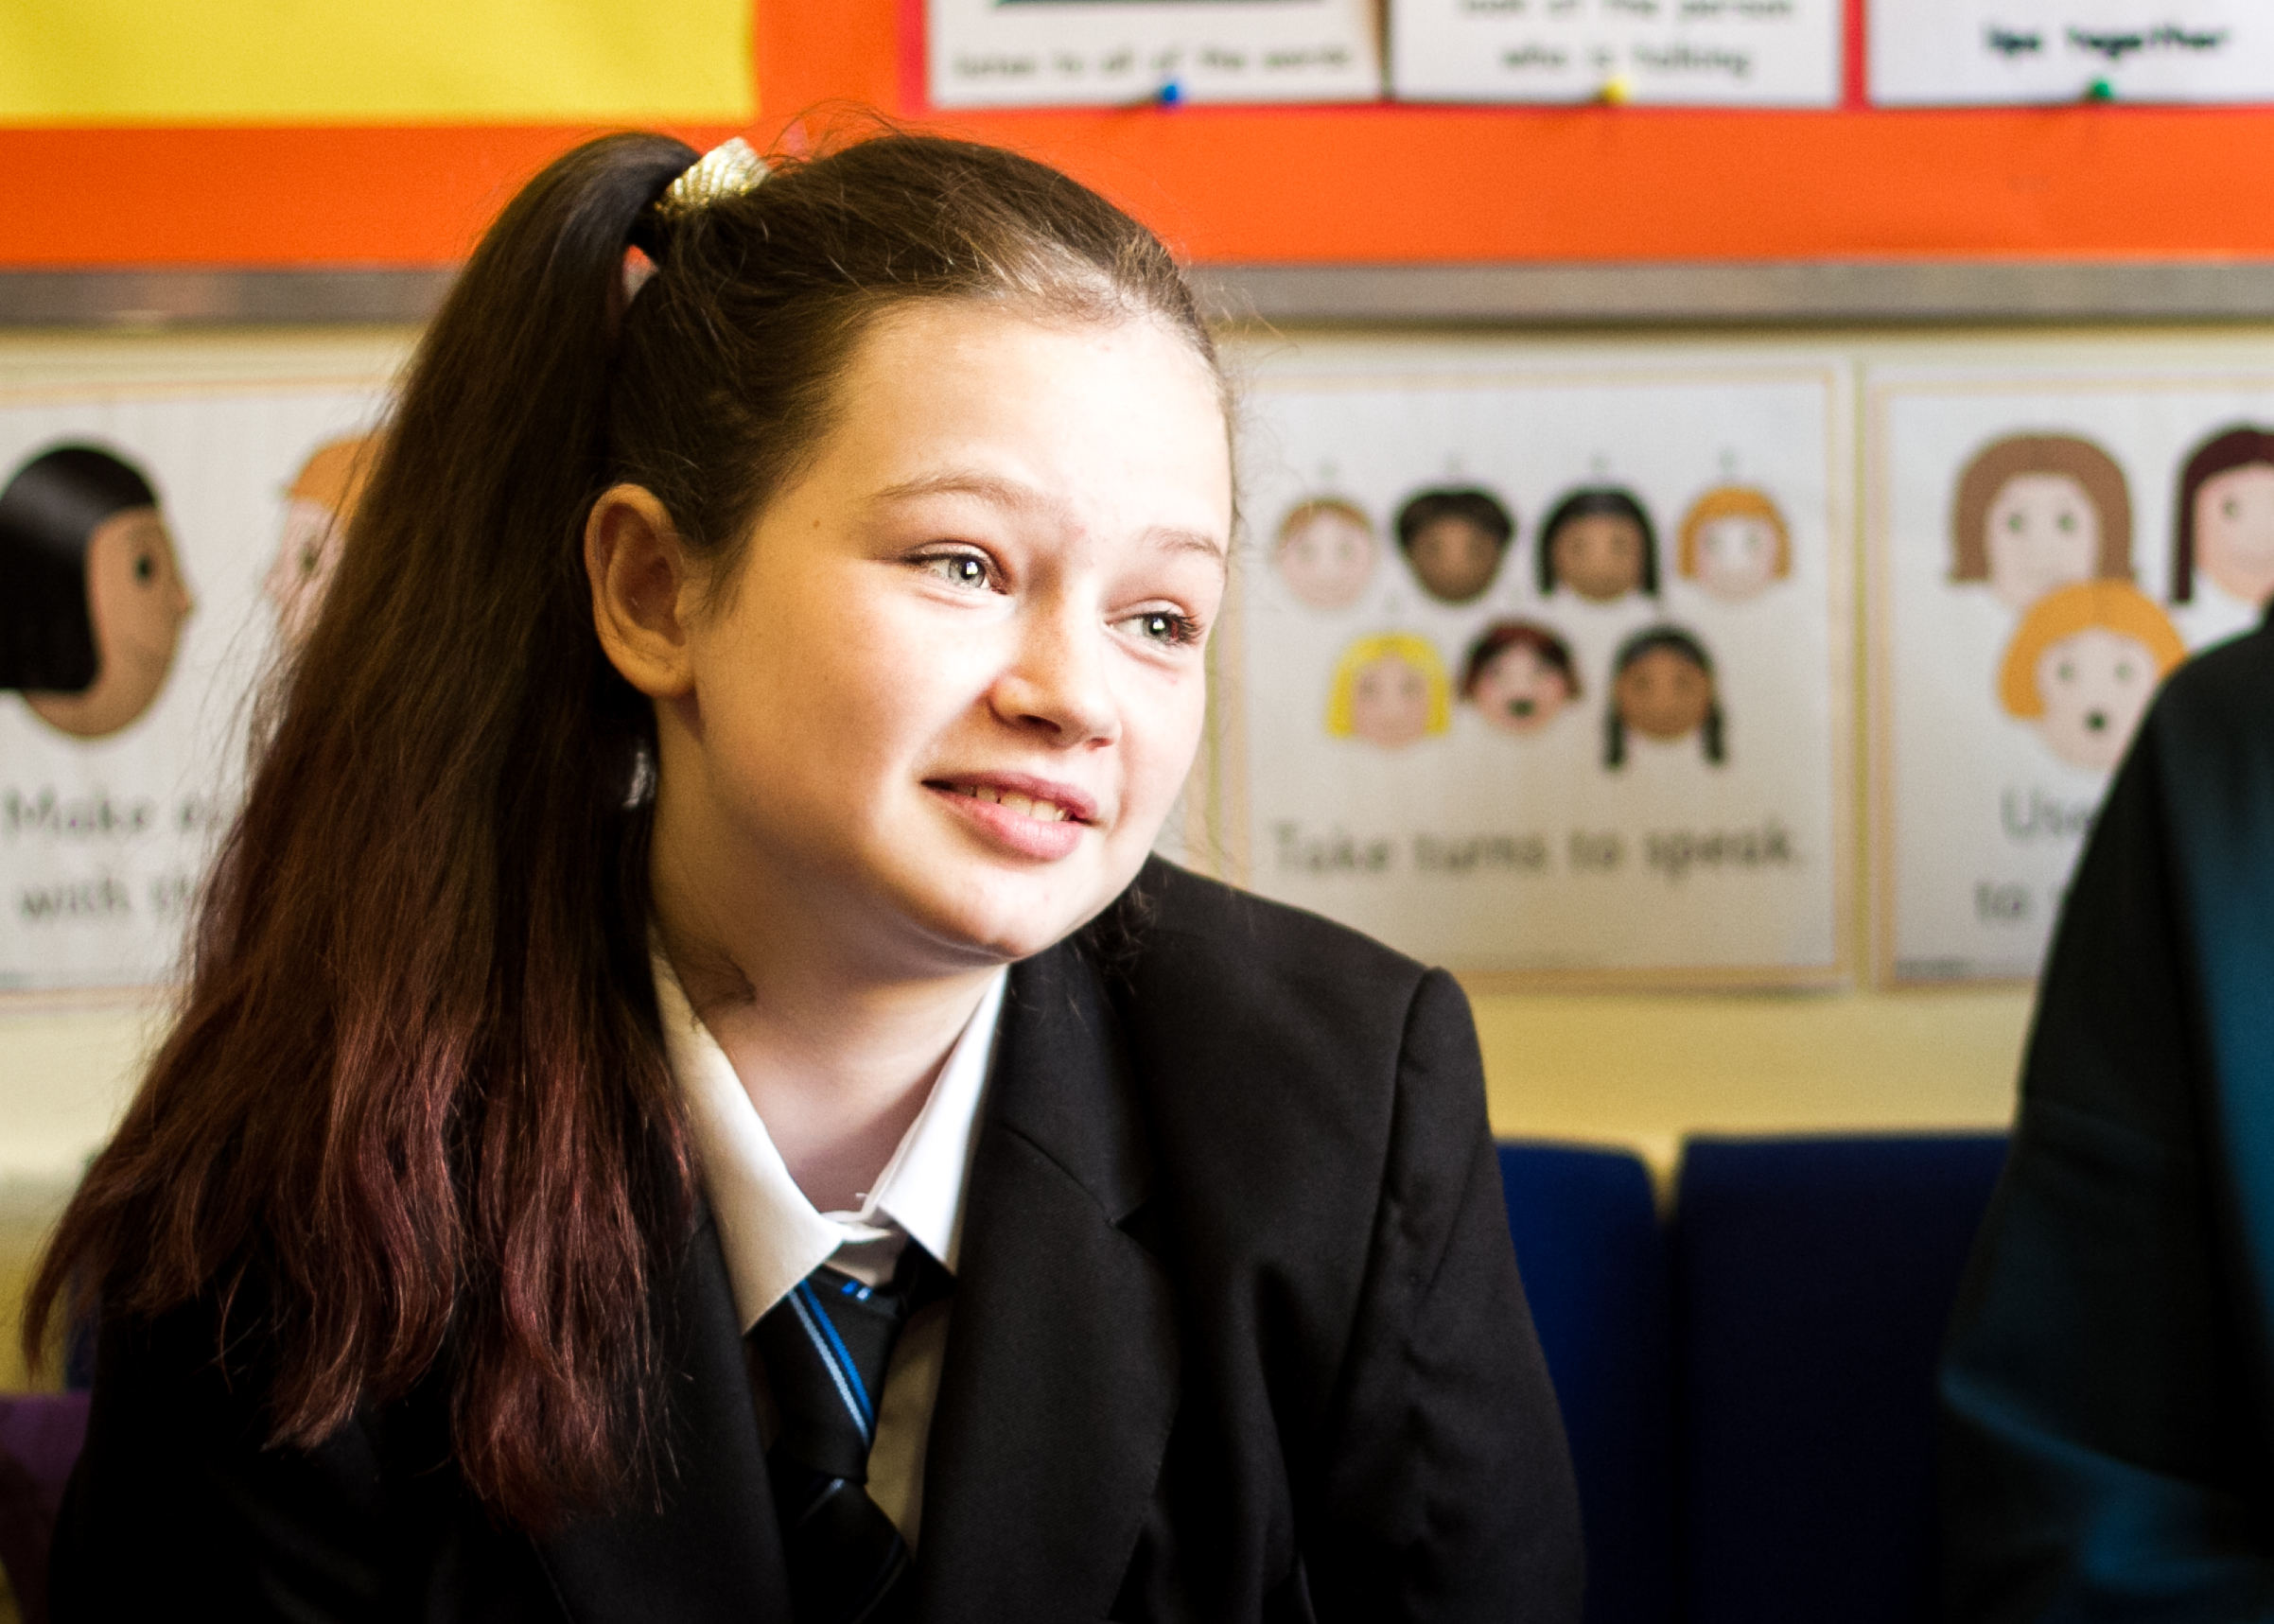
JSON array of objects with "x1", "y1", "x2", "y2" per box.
[{"x1": 53, "y1": 859, "x2": 1583, "y2": 1622}]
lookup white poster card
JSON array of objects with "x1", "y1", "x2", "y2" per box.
[
  {"x1": 1391, "y1": 0, "x2": 1842, "y2": 107},
  {"x1": 1220, "y1": 341, "x2": 1848, "y2": 983},
  {"x1": 1870, "y1": 362, "x2": 2274, "y2": 982},
  {"x1": 927, "y1": 0, "x2": 1383, "y2": 108},
  {"x1": 0, "y1": 338, "x2": 408, "y2": 995},
  {"x1": 1871, "y1": 2, "x2": 2274, "y2": 105}
]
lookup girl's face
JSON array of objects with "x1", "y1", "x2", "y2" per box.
[
  {"x1": 1615, "y1": 646, "x2": 1712, "y2": 742},
  {"x1": 645, "y1": 304, "x2": 1231, "y2": 974},
  {"x1": 1693, "y1": 514, "x2": 1780, "y2": 602},
  {"x1": 1552, "y1": 513, "x2": 1646, "y2": 602},
  {"x1": 2193, "y1": 463, "x2": 2274, "y2": 606},
  {"x1": 26, "y1": 505, "x2": 194, "y2": 740},
  {"x1": 2031, "y1": 626, "x2": 2160, "y2": 773},
  {"x1": 1348, "y1": 652, "x2": 1433, "y2": 748},
  {"x1": 1472, "y1": 643, "x2": 1570, "y2": 736},
  {"x1": 1985, "y1": 473, "x2": 2098, "y2": 611},
  {"x1": 1276, "y1": 508, "x2": 1373, "y2": 609}
]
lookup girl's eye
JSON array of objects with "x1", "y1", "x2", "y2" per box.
[
  {"x1": 1125, "y1": 609, "x2": 1199, "y2": 646},
  {"x1": 920, "y1": 551, "x2": 991, "y2": 590}
]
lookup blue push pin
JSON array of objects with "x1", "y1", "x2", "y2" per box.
[{"x1": 1158, "y1": 79, "x2": 1183, "y2": 107}]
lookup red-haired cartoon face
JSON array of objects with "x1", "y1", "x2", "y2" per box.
[
  {"x1": 1692, "y1": 514, "x2": 1779, "y2": 601},
  {"x1": 1472, "y1": 639, "x2": 1573, "y2": 736},
  {"x1": 2193, "y1": 463, "x2": 2274, "y2": 606},
  {"x1": 1985, "y1": 474, "x2": 2099, "y2": 611},
  {"x1": 2031, "y1": 629, "x2": 2160, "y2": 773}
]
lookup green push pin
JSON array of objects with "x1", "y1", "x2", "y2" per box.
[{"x1": 2086, "y1": 79, "x2": 2115, "y2": 102}]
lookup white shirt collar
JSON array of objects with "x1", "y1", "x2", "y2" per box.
[{"x1": 653, "y1": 950, "x2": 1006, "y2": 1333}]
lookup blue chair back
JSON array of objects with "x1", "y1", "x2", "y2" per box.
[
  {"x1": 1498, "y1": 1141, "x2": 1678, "y2": 1624},
  {"x1": 1673, "y1": 1133, "x2": 2008, "y2": 1624}
]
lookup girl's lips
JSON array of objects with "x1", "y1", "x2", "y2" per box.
[{"x1": 926, "y1": 779, "x2": 1091, "y2": 861}]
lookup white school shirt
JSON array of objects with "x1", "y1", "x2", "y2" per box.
[{"x1": 652, "y1": 952, "x2": 1006, "y2": 1545}]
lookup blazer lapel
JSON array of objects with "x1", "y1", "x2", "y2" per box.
[
  {"x1": 536, "y1": 1209, "x2": 791, "y2": 1623},
  {"x1": 917, "y1": 938, "x2": 1181, "y2": 1623}
]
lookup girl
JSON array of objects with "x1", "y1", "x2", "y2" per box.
[
  {"x1": 30, "y1": 133, "x2": 1579, "y2": 1622},
  {"x1": 1948, "y1": 433, "x2": 2132, "y2": 612},
  {"x1": 1325, "y1": 631, "x2": 1453, "y2": 750},
  {"x1": 1461, "y1": 620, "x2": 1579, "y2": 737},
  {"x1": 1537, "y1": 486, "x2": 1655, "y2": 603}
]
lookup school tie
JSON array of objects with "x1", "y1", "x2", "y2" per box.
[{"x1": 749, "y1": 1248, "x2": 947, "y2": 1624}]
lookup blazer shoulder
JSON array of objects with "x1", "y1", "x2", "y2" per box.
[{"x1": 1108, "y1": 856, "x2": 1435, "y2": 1026}]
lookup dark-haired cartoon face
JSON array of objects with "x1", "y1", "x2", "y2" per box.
[
  {"x1": 1614, "y1": 645, "x2": 1711, "y2": 742},
  {"x1": 1472, "y1": 641, "x2": 1572, "y2": 737},
  {"x1": 1408, "y1": 514, "x2": 1504, "y2": 604},
  {"x1": 1985, "y1": 473, "x2": 2098, "y2": 611},
  {"x1": 26, "y1": 505, "x2": 193, "y2": 739},
  {"x1": 2193, "y1": 463, "x2": 2274, "y2": 606},
  {"x1": 1551, "y1": 512, "x2": 1647, "y2": 602}
]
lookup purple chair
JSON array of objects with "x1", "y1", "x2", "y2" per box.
[{"x1": 0, "y1": 1393, "x2": 91, "y2": 1624}]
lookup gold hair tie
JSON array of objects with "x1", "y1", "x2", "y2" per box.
[{"x1": 661, "y1": 135, "x2": 767, "y2": 214}]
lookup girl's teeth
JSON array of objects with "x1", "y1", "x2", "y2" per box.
[{"x1": 959, "y1": 784, "x2": 1070, "y2": 822}]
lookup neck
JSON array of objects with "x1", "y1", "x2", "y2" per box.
[{"x1": 651, "y1": 851, "x2": 997, "y2": 1216}]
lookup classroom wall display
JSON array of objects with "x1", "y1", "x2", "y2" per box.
[
  {"x1": 1870, "y1": 2, "x2": 2274, "y2": 106},
  {"x1": 1209, "y1": 341, "x2": 1849, "y2": 984},
  {"x1": 0, "y1": 335, "x2": 409, "y2": 996},
  {"x1": 926, "y1": 0, "x2": 1381, "y2": 108},
  {"x1": 1868, "y1": 360, "x2": 2274, "y2": 982},
  {"x1": 1391, "y1": 0, "x2": 1842, "y2": 106}
]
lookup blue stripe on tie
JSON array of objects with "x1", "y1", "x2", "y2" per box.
[{"x1": 791, "y1": 1281, "x2": 875, "y2": 1438}]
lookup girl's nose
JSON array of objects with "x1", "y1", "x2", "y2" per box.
[{"x1": 990, "y1": 603, "x2": 1118, "y2": 747}]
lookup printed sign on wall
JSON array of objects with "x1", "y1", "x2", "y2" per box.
[
  {"x1": 1869, "y1": 365, "x2": 2274, "y2": 982},
  {"x1": 928, "y1": 0, "x2": 1381, "y2": 108},
  {"x1": 0, "y1": 345, "x2": 404, "y2": 993},
  {"x1": 1217, "y1": 345, "x2": 1849, "y2": 983},
  {"x1": 1871, "y1": 2, "x2": 2274, "y2": 105},
  {"x1": 1391, "y1": 0, "x2": 1843, "y2": 106}
]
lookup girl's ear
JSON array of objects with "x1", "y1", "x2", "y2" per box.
[{"x1": 586, "y1": 483, "x2": 700, "y2": 699}]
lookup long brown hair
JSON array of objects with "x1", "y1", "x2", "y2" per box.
[{"x1": 26, "y1": 129, "x2": 1214, "y2": 1529}]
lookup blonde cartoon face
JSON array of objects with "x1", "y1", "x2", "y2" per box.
[
  {"x1": 2030, "y1": 627, "x2": 2162, "y2": 773},
  {"x1": 2192, "y1": 463, "x2": 2274, "y2": 607},
  {"x1": 1985, "y1": 473, "x2": 2100, "y2": 611},
  {"x1": 1329, "y1": 633, "x2": 1449, "y2": 751},
  {"x1": 1350, "y1": 652, "x2": 1434, "y2": 748},
  {"x1": 1274, "y1": 500, "x2": 1376, "y2": 610}
]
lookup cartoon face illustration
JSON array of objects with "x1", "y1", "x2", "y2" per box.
[
  {"x1": 1679, "y1": 485, "x2": 1790, "y2": 602},
  {"x1": 1605, "y1": 625, "x2": 1723, "y2": 768},
  {"x1": 1326, "y1": 633, "x2": 1451, "y2": 750},
  {"x1": 1273, "y1": 497, "x2": 1375, "y2": 610},
  {"x1": 2000, "y1": 582, "x2": 2186, "y2": 773},
  {"x1": 1394, "y1": 488, "x2": 1513, "y2": 605},
  {"x1": 267, "y1": 434, "x2": 379, "y2": 647},
  {"x1": 1461, "y1": 620, "x2": 1578, "y2": 737},
  {"x1": 1539, "y1": 487, "x2": 1657, "y2": 603},
  {"x1": 0, "y1": 445, "x2": 194, "y2": 740},
  {"x1": 2173, "y1": 427, "x2": 2274, "y2": 607},
  {"x1": 1950, "y1": 433, "x2": 2132, "y2": 611}
]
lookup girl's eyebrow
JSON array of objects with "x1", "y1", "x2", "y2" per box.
[{"x1": 866, "y1": 469, "x2": 1227, "y2": 565}]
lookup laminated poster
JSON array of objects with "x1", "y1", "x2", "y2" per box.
[
  {"x1": 1870, "y1": 365, "x2": 2274, "y2": 982},
  {"x1": 927, "y1": 0, "x2": 1381, "y2": 108},
  {"x1": 0, "y1": 358, "x2": 400, "y2": 995},
  {"x1": 1871, "y1": 1, "x2": 2274, "y2": 105},
  {"x1": 1391, "y1": 0, "x2": 1843, "y2": 107},
  {"x1": 1211, "y1": 348, "x2": 1848, "y2": 984}
]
